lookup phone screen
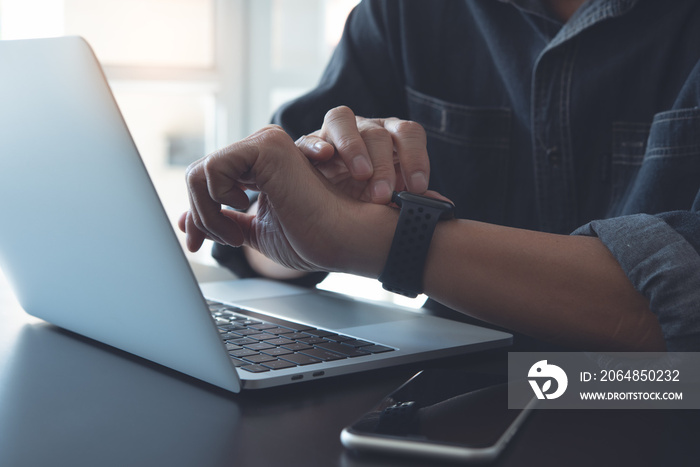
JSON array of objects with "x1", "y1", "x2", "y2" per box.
[{"x1": 343, "y1": 368, "x2": 534, "y2": 458}]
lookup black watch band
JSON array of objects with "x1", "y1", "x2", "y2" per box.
[{"x1": 378, "y1": 192, "x2": 454, "y2": 298}]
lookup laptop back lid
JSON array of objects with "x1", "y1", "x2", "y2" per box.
[{"x1": 0, "y1": 37, "x2": 240, "y2": 392}]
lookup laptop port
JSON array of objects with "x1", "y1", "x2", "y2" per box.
[
  {"x1": 312, "y1": 371, "x2": 325, "y2": 377},
  {"x1": 291, "y1": 375, "x2": 303, "y2": 381}
]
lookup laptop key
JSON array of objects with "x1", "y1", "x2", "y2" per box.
[
  {"x1": 230, "y1": 348, "x2": 260, "y2": 358},
  {"x1": 221, "y1": 332, "x2": 242, "y2": 340},
  {"x1": 244, "y1": 314, "x2": 314, "y2": 332},
  {"x1": 261, "y1": 359, "x2": 297, "y2": 370},
  {"x1": 265, "y1": 337, "x2": 296, "y2": 346},
  {"x1": 248, "y1": 323, "x2": 278, "y2": 330},
  {"x1": 244, "y1": 342, "x2": 276, "y2": 351},
  {"x1": 243, "y1": 354, "x2": 277, "y2": 364},
  {"x1": 261, "y1": 347, "x2": 293, "y2": 357},
  {"x1": 281, "y1": 343, "x2": 313, "y2": 351},
  {"x1": 363, "y1": 344, "x2": 394, "y2": 353},
  {"x1": 240, "y1": 319, "x2": 262, "y2": 326},
  {"x1": 304, "y1": 329, "x2": 336, "y2": 338},
  {"x1": 298, "y1": 348, "x2": 346, "y2": 361},
  {"x1": 254, "y1": 332, "x2": 279, "y2": 341},
  {"x1": 225, "y1": 343, "x2": 242, "y2": 351},
  {"x1": 297, "y1": 337, "x2": 328, "y2": 345},
  {"x1": 264, "y1": 327, "x2": 296, "y2": 336},
  {"x1": 341, "y1": 339, "x2": 373, "y2": 347},
  {"x1": 239, "y1": 364, "x2": 269, "y2": 373},
  {"x1": 280, "y1": 353, "x2": 322, "y2": 366},
  {"x1": 329, "y1": 334, "x2": 354, "y2": 342},
  {"x1": 218, "y1": 324, "x2": 247, "y2": 332},
  {"x1": 280, "y1": 331, "x2": 313, "y2": 340},
  {"x1": 233, "y1": 328, "x2": 264, "y2": 336},
  {"x1": 225, "y1": 314, "x2": 248, "y2": 321},
  {"x1": 216, "y1": 310, "x2": 240, "y2": 317},
  {"x1": 314, "y1": 342, "x2": 370, "y2": 357},
  {"x1": 228, "y1": 337, "x2": 260, "y2": 346}
]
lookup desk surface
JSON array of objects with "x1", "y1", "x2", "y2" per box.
[{"x1": 0, "y1": 268, "x2": 697, "y2": 467}]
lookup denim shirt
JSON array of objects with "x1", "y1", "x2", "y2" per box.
[{"x1": 268, "y1": 0, "x2": 700, "y2": 349}]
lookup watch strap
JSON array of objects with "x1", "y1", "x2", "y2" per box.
[{"x1": 378, "y1": 197, "x2": 446, "y2": 298}]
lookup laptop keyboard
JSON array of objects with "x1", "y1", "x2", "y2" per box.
[{"x1": 207, "y1": 301, "x2": 395, "y2": 373}]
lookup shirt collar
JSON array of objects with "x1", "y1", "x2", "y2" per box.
[
  {"x1": 498, "y1": 0, "x2": 641, "y2": 48},
  {"x1": 498, "y1": 0, "x2": 555, "y2": 22}
]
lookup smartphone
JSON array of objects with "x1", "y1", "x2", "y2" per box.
[{"x1": 341, "y1": 369, "x2": 536, "y2": 463}]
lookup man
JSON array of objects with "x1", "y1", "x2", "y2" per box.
[{"x1": 181, "y1": 0, "x2": 700, "y2": 351}]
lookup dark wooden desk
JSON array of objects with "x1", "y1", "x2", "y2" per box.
[{"x1": 0, "y1": 272, "x2": 697, "y2": 467}]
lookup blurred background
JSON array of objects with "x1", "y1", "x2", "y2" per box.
[{"x1": 0, "y1": 0, "x2": 425, "y2": 307}]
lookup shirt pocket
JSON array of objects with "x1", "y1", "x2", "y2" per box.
[
  {"x1": 609, "y1": 108, "x2": 700, "y2": 216},
  {"x1": 607, "y1": 122, "x2": 651, "y2": 215},
  {"x1": 405, "y1": 87, "x2": 511, "y2": 223}
]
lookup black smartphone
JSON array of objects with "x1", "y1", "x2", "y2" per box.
[{"x1": 341, "y1": 369, "x2": 536, "y2": 463}]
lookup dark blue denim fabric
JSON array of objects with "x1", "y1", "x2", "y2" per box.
[
  {"x1": 271, "y1": 0, "x2": 700, "y2": 349},
  {"x1": 574, "y1": 214, "x2": 700, "y2": 351}
]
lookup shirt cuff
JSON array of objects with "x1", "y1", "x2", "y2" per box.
[{"x1": 572, "y1": 214, "x2": 700, "y2": 350}]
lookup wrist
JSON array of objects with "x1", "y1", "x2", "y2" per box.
[
  {"x1": 243, "y1": 245, "x2": 308, "y2": 280},
  {"x1": 332, "y1": 201, "x2": 398, "y2": 279}
]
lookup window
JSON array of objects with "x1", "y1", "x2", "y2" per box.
[{"x1": 0, "y1": 0, "x2": 425, "y2": 307}]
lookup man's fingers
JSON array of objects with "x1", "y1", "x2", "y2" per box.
[
  {"x1": 183, "y1": 126, "x2": 304, "y2": 249},
  {"x1": 183, "y1": 211, "x2": 207, "y2": 252},
  {"x1": 178, "y1": 208, "x2": 252, "y2": 253},
  {"x1": 185, "y1": 162, "x2": 233, "y2": 245},
  {"x1": 383, "y1": 118, "x2": 430, "y2": 194},
  {"x1": 295, "y1": 134, "x2": 335, "y2": 162},
  {"x1": 323, "y1": 106, "x2": 372, "y2": 180},
  {"x1": 203, "y1": 162, "x2": 250, "y2": 210},
  {"x1": 177, "y1": 211, "x2": 187, "y2": 233},
  {"x1": 305, "y1": 109, "x2": 430, "y2": 203},
  {"x1": 354, "y1": 116, "x2": 430, "y2": 203},
  {"x1": 424, "y1": 189, "x2": 453, "y2": 204},
  {"x1": 184, "y1": 153, "x2": 250, "y2": 247},
  {"x1": 356, "y1": 119, "x2": 396, "y2": 204}
]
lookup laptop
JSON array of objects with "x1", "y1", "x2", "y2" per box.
[{"x1": 0, "y1": 36, "x2": 511, "y2": 392}]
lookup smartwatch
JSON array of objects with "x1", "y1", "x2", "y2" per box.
[{"x1": 378, "y1": 191, "x2": 455, "y2": 298}]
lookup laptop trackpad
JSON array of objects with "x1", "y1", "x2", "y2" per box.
[{"x1": 235, "y1": 293, "x2": 416, "y2": 330}]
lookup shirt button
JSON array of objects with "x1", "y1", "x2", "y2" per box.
[{"x1": 547, "y1": 146, "x2": 561, "y2": 167}]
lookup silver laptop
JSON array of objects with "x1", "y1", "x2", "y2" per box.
[{"x1": 0, "y1": 36, "x2": 511, "y2": 392}]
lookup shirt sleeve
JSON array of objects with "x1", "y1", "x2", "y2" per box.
[{"x1": 572, "y1": 211, "x2": 700, "y2": 350}]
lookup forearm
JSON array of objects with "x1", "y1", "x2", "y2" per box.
[
  {"x1": 184, "y1": 124, "x2": 666, "y2": 351},
  {"x1": 420, "y1": 219, "x2": 666, "y2": 351}
]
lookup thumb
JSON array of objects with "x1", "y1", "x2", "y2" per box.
[{"x1": 220, "y1": 209, "x2": 255, "y2": 248}]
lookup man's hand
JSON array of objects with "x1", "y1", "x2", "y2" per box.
[
  {"x1": 178, "y1": 125, "x2": 396, "y2": 278},
  {"x1": 295, "y1": 106, "x2": 430, "y2": 204}
]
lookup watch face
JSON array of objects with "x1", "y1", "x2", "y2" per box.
[{"x1": 393, "y1": 191, "x2": 455, "y2": 219}]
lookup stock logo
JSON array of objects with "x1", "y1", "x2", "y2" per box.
[{"x1": 528, "y1": 360, "x2": 568, "y2": 400}]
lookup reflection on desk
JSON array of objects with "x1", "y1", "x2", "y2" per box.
[
  {"x1": 0, "y1": 309, "x2": 412, "y2": 467},
  {"x1": 0, "y1": 324, "x2": 240, "y2": 467}
]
